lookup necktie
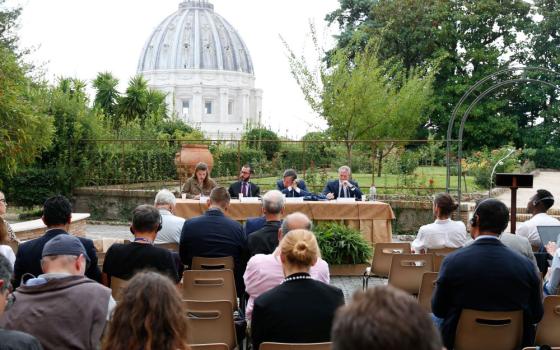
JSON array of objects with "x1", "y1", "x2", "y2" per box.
[
  {"x1": 340, "y1": 184, "x2": 346, "y2": 198},
  {"x1": 242, "y1": 182, "x2": 247, "y2": 197}
]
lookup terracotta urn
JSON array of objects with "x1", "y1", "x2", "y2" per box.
[{"x1": 175, "y1": 144, "x2": 214, "y2": 182}]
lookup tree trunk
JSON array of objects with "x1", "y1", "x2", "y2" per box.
[
  {"x1": 377, "y1": 151, "x2": 384, "y2": 177},
  {"x1": 345, "y1": 142, "x2": 353, "y2": 169}
]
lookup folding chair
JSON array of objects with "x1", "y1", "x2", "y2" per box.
[
  {"x1": 192, "y1": 256, "x2": 234, "y2": 271},
  {"x1": 7, "y1": 240, "x2": 19, "y2": 255},
  {"x1": 110, "y1": 276, "x2": 128, "y2": 302},
  {"x1": 154, "y1": 242, "x2": 179, "y2": 252},
  {"x1": 182, "y1": 269, "x2": 238, "y2": 310},
  {"x1": 388, "y1": 253, "x2": 433, "y2": 295},
  {"x1": 417, "y1": 272, "x2": 438, "y2": 313},
  {"x1": 190, "y1": 344, "x2": 229, "y2": 350},
  {"x1": 184, "y1": 300, "x2": 237, "y2": 350},
  {"x1": 454, "y1": 309, "x2": 523, "y2": 350},
  {"x1": 535, "y1": 295, "x2": 560, "y2": 346},
  {"x1": 426, "y1": 247, "x2": 458, "y2": 255},
  {"x1": 260, "y1": 342, "x2": 332, "y2": 350},
  {"x1": 432, "y1": 254, "x2": 446, "y2": 272},
  {"x1": 363, "y1": 243, "x2": 411, "y2": 290}
]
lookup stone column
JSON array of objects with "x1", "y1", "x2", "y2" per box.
[
  {"x1": 220, "y1": 87, "x2": 228, "y2": 123},
  {"x1": 192, "y1": 85, "x2": 203, "y2": 123}
]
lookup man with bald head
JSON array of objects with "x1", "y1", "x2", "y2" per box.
[
  {"x1": 243, "y1": 212, "x2": 330, "y2": 321},
  {"x1": 248, "y1": 190, "x2": 285, "y2": 256}
]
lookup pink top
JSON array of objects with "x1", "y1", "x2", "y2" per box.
[{"x1": 243, "y1": 248, "x2": 330, "y2": 321}]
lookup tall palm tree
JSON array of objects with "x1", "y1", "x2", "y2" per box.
[{"x1": 92, "y1": 72, "x2": 119, "y2": 123}]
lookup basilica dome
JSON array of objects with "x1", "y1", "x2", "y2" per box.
[{"x1": 137, "y1": 0, "x2": 254, "y2": 74}]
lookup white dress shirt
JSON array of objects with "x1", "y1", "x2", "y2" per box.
[
  {"x1": 516, "y1": 212, "x2": 560, "y2": 246},
  {"x1": 0, "y1": 245, "x2": 15, "y2": 267},
  {"x1": 411, "y1": 218, "x2": 469, "y2": 253},
  {"x1": 154, "y1": 209, "x2": 185, "y2": 244}
]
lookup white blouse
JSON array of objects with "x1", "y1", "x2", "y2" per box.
[
  {"x1": 0, "y1": 245, "x2": 15, "y2": 267},
  {"x1": 411, "y1": 218, "x2": 470, "y2": 253}
]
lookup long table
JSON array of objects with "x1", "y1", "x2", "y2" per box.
[{"x1": 175, "y1": 199, "x2": 395, "y2": 243}]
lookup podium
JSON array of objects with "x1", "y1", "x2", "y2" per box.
[{"x1": 495, "y1": 173, "x2": 533, "y2": 233}]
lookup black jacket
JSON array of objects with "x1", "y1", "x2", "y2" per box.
[
  {"x1": 432, "y1": 237, "x2": 544, "y2": 349},
  {"x1": 248, "y1": 221, "x2": 281, "y2": 256},
  {"x1": 12, "y1": 229, "x2": 101, "y2": 288},
  {"x1": 251, "y1": 273, "x2": 344, "y2": 349}
]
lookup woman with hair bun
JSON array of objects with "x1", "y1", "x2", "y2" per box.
[
  {"x1": 251, "y1": 229, "x2": 344, "y2": 350},
  {"x1": 411, "y1": 193, "x2": 469, "y2": 253}
]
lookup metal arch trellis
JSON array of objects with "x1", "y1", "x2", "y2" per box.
[{"x1": 445, "y1": 67, "x2": 560, "y2": 212}]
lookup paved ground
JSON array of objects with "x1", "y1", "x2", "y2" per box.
[
  {"x1": 495, "y1": 171, "x2": 560, "y2": 209},
  {"x1": 330, "y1": 276, "x2": 387, "y2": 301}
]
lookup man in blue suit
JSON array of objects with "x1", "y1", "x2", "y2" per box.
[
  {"x1": 244, "y1": 216, "x2": 267, "y2": 236},
  {"x1": 432, "y1": 199, "x2": 543, "y2": 349},
  {"x1": 322, "y1": 165, "x2": 362, "y2": 200},
  {"x1": 180, "y1": 186, "x2": 248, "y2": 296},
  {"x1": 276, "y1": 169, "x2": 309, "y2": 193},
  {"x1": 12, "y1": 195, "x2": 101, "y2": 288}
]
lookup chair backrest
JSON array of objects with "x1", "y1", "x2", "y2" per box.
[
  {"x1": 535, "y1": 295, "x2": 560, "y2": 346},
  {"x1": 190, "y1": 343, "x2": 229, "y2": 350},
  {"x1": 260, "y1": 342, "x2": 332, "y2": 350},
  {"x1": 192, "y1": 256, "x2": 234, "y2": 271},
  {"x1": 426, "y1": 247, "x2": 458, "y2": 255},
  {"x1": 110, "y1": 276, "x2": 128, "y2": 302},
  {"x1": 371, "y1": 243, "x2": 411, "y2": 277},
  {"x1": 184, "y1": 300, "x2": 236, "y2": 350},
  {"x1": 154, "y1": 242, "x2": 179, "y2": 252},
  {"x1": 388, "y1": 253, "x2": 434, "y2": 294},
  {"x1": 417, "y1": 272, "x2": 439, "y2": 313},
  {"x1": 7, "y1": 240, "x2": 19, "y2": 255},
  {"x1": 455, "y1": 309, "x2": 523, "y2": 350},
  {"x1": 433, "y1": 254, "x2": 446, "y2": 272},
  {"x1": 182, "y1": 269, "x2": 238, "y2": 309}
]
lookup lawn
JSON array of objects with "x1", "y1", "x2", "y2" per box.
[{"x1": 252, "y1": 166, "x2": 480, "y2": 194}]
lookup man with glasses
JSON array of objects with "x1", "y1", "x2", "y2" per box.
[{"x1": 228, "y1": 164, "x2": 260, "y2": 198}]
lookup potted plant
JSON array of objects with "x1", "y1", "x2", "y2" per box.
[{"x1": 315, "y1": 222, "x2": 373, "y2": 276}]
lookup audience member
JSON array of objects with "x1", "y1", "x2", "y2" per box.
[
  {"x1": 153, "y1": 189, "x2": 185, "y2": 244},
  {"x1": 278, "y1": 169, "x2": 310, "y2": 197},
  {"x1": 0, "y1": 217, "x2": 15, "y2": 267},
  {"x1": 12, "y1": 195, "x2": 100, "y2": 288},
  {"x1": 432, "y1": 198, "x2": 543, "y2": 349},
  {"x1": 102, "y1": 205, "x2": 180, "y2": 285},
  {"x1": 182, "y1": 162, "x2": 217, "y2": 200},
  {"x1": 322, "y1": 165, "x2": 362, "y2": 200},
  {"x1": 544, "y1": 241, "x2": 560, "y2": 295},
  {"x1": 1, "y1": 235, "x2": 113, "y2": 350},
  {"x1": 244, "y1": 215, "x2": 266, "y2": 236},
  {"x1": 332, "y1": 285, "x2": 443, "y2": 350},
  {"x1": 251, "y1": 229, "x2": 344, "y2": 349},
  {"x1": 412, "y1": 193, "x2": 469, "y2": 253},
  {"x1": 0, "y1": 191, "x2": 17, "y2": 242},
  {"x1": 101, "y1": 271, "x2": 190, "y2": 350},
  {"x1": 0, "y1": 254, "x2": 43, "y2": 350},
  {"x1": 228, "y1": 164, "x2": 260, "y2": 198},
  {"x1": 180, "y1": 187, "x2": 248, "y2": 296},
  {"x1": 517, "y1": 189, "x2": 559, "y2": 247},
  {"x1": 499, "y1": 232, "x2": 539, "y2": 268},
  {"x1": 248, "y1": 190, "x2": 285, "y2": 256},
  {"x1": 244, "y1": 212, "x2": 329, "y2": 321}
]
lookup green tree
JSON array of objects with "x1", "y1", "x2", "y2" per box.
[
  {"x1": 118, "y1": 75, "x2": 149, "y2": 126},
  {"x1": 93, "y1": 72, "x2": 120, "y2": 127},
  {"x1": 0, "y1": 0, "x2": 21, "y2": 51},
  {"x1": 243, "y1": 128, "x2": 281, "y2": 160}
]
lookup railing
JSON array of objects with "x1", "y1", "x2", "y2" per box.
[{"x1": 73, "y1": 138, "x2": 468, "y2": 196}]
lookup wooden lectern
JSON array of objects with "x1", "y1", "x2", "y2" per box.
[{"x1": 495, "y1": 173, "x2": 533, "y2": 233}]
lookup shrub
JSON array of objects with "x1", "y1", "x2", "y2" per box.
[
  {"x1": 210, "y1": 147, "x2": 267, "y2": 178},
  {"x1": 314, "y1": 222, "x2": 372, "y2": 264},
  {"x1": 384, "y1": 149, "x2": 419, "y2": 175},
  {"x1": 465, "y1": 146, "x2": 520, "y2": 189},
  {"x1": 243, "y1": 128, "x2": 280, "y2": 160}
]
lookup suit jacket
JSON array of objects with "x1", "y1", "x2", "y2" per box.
[
  {"x1": 276, "y1": 179, "x2": 309, "y2": 192},
  {"x1": 228, "y1": 181, "x2": 260, "y2": 198},
  {"x1": 432, "y1": 237, "x2": 544, "y2": 349},
  {"x1": 321, "y1": 179, "x2": 362, "y2": 200},
  {"x1": 251, "y1": 273, "x2": 344, "y2": 350},
  {"x1": 244, "y1": 216, "x2": 267, "y2": 236},
  {"x1": 12, "y1": 229, "x2": 101, "y2": 288},
  {"x1": 281, "y1": 187, "x2": 310, "y2": 198},
  {"x1": 179, "y1": 208, "x2": 248, "y2": 296},
  {"x1": 248, "y1": 221, "x2": 282, "y2": 256}
]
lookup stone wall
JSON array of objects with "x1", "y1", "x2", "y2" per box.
[{"x1": 73, "y1": 187, "x2": 158, "y2": 221}]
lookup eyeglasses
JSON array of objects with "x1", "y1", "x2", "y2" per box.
[
  {"x1": 241, "y1": 171, "x2": 250, "y2": 174},
  {"x1": 0, "y1": 199, "x2": 6, "y2": 204}
]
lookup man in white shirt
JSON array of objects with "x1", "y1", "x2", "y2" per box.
[
  {"x1": 154, "y1": 189, "x2": 185, "y2": 244},
  {"x1": 516, "y1": 189, "x2": 559, "y2": 247}
]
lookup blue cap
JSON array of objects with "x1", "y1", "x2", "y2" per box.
[{"x1": 42, "y1": 234, "x2": 90, "y2": 264}]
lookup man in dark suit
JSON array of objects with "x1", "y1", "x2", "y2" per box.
[
  {"x1": 432, "y1": 199, "x2": 543, "y2": 349},
  {"x1": 276, "y1": 169, "x2": 309, "y2": 192},
  {"x1": 180, "y1": 186, "x2": 248, "y2": 296},
  {"x1": 248, "y1": 190, "x2": 284, "y2": 256},
  {"x1": 228, "y1": 164, "x2": 260, "y2": 198},
  {"x1": 12, "y1": 195, "x2": 101, "y2": 288},
  {"x1": 322, "y1": 165, "x2": 362, "y2": 200}
]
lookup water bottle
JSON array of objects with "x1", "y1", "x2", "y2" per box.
[{"x1": 369, "y1": 185, "x2": 377, "y2": 201}]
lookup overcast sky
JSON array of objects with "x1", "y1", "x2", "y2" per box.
[{"x1": 8, "y1": 0, "x2": 341, "y2": 138}]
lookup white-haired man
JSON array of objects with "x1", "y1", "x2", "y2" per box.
[
  {"x1": 154, "y1": 189, "x2": 185, "y2": 244},
  {"x1": 322, "y1": 165, "x2": 363, "y2": 200},
  {"x1": 248, "y1": 190, "x2": 285, "y2": 256},
  {"x1": 244, "y1": 212, "x2": 330, "y2": 321}
]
